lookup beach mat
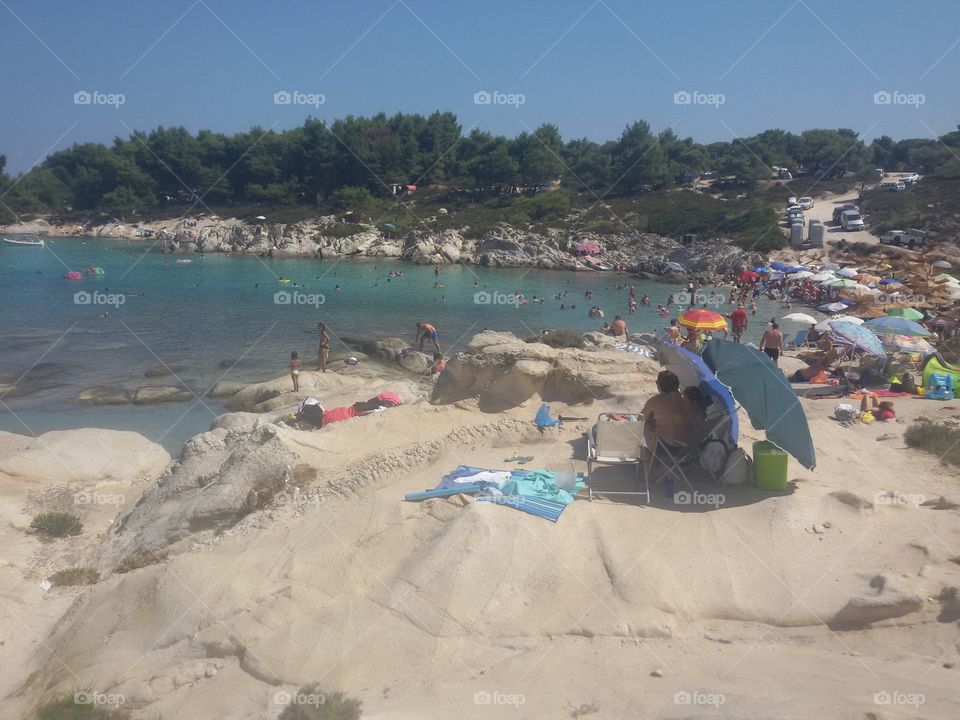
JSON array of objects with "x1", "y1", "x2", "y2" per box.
[{"x1": 475, "y1": 495, "x2": 567, "y2": 522}]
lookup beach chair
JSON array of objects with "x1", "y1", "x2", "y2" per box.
[
  {"x1": 585, "y1": 413, "x2": 648, "y2": 502},
  {"x1": 645, "y1": 413, "x2": 731, "y2": 491},
  {"x1": 785, "y1": 329, "x2": 810, "y2": 350},
  {"x1": 780, "y1": 332, "x2": 792, "y2": 349}
]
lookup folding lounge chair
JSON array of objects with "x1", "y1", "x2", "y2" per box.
[
  {"x1": 646, "y1": 412, "x2": 730, "y2": 490},
  {"x1": 586, "y1": 413, "x2": 648, "y2": 502},
  {"x1": 785, "y1": 329, "x2": 809, "y2": 350}
]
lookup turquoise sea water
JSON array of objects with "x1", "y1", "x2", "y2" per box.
[{"x1": 0, "y1": 238, "x2": 783, "y2": 453}]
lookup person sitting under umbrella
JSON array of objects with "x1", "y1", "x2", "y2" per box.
[{"x1": 641, "y1": 371, "x2": 703, "y2": 453}]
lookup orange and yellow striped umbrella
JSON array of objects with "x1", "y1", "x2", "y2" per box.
[{"x1": 677, "y1": 308, "x2": 728, "y2": 331}]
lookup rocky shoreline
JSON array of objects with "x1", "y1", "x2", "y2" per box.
[{"x1": 2, "y1": 216, "x2": 761, "y2": 280}]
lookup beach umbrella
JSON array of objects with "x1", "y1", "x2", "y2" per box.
[
  {"x1": 657, "y1": 343, "x2": 739, "y2": 447},
  {"x1": 822, "y1": 263, "x2": 840, "y2": 271},
  {"x1": 255, "y1": 215, "x2": 267, "y2": 220},
  {"x1": 879, "y1": 334, "x2": 935, "y2": 355},
  {"x1": 788, "y1": 271, "x2": 814, "y2": 279},
  {"x1": 863, "y1": 316, "x2": 932, "y2": 337},
  {"x1": 837, "y1": 267, "x2": 858, "y2": 278},
  {"x1": 878, "y1": 278, "x2": 903, "y2": 286},
  {"x1": 753, "y1": 266, "x2": 769, "y2": 273},
  {"x1": 740, "y1": 270, "x2": 760, "y2": 281},
  {"x1": 702, "y1": 339, "x2": 816, "y2": 469},
  {"x1": 856, "y1": 274, "x2": 882, "y2": 283},
  {"x1": 782, "y1": 312, "x2": 817, "y2": 324},
  {"x1": 823, "y1": 278, "x2": 856, "y2": 288},
  {"x1": 769, "y1": 261, "x2": 789, "y2": 271},
  {"x1": 810, "y1": 272, "x2": 835, "y2": 282},
  {"x1": 815, "y1": 315, "x2": 863, "y2": 331},
  {"x1": 928, "y1": 315, "x2": 957, "y2": 329},
  {"x1": 665, "y1": 261, "x2": 684, "y2": 272},
  {"x1": 818, "y1": 302, "x2": 847, "y2": 313},
  {"x1": 933, "y1": 260, "x2": 952, "y2": 269},
  {"x1": 885, "y1": 307, "x2": 923, "y2": 320},
  {"x1": 677, "y1": 308, "x2": 728, "y2": 331},
  {"x1": 827, "y1": 321, "x2": 886, "y2": 357}
]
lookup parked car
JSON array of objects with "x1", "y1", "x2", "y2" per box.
[
  {"x1": 787, "y1": 196, "x2": 798, "y2": 206},
  {"x1": 787, "y1": 209, "x2": 804, "y2": 225},
  {"x1": 875, "y1": 168, "x2": 885, "y2": 178},
  {"x1": 797, "y1": 196, "x2": 814, "y2": 210},
  {"x1": 879, "y1": 181, "x2": 906, "y2": 192},
  {"x1": 880, "y1": 228, "x2": 928, "y2": 247},
  {"x1": 840, "y1": 209, "x2": 865, "y2": 231},
  {"x1": 832, "y1": 204, "x2": 856, "y2": 223},
  {"x1": 899, "y1": 172, "x2": 920, "y2": 185}
]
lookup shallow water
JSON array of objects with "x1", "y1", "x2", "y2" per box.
[{"x1": 0, "y1": 237, "x2": 783, "y2": 453}]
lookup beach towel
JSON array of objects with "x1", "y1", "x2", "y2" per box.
[
  {"x1": 612, "y1": 342, "x2": 654, "y2": 358},
  {"x1": 476, "y1": 495, "x2": 567, "y2": 522},
  {"x1": 535, "y1": 403, "x2": 560, "y2": 430},
  {"x1": 322, "y1": 405, "x2": 359, "y2": 425}
]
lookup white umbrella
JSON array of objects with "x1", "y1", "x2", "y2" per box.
[
  {"x1": 822, "y1": 263, "x2": 840, "y2": 270},
  {"x1": 788, "y1": 271, "x2": 814, "y2": 279},
  {"x1": 837, "y1": 267, "x2": 858, "y2": 278},
  {"x1": 815, "y1": 314, "x2": 864, "y2": 331},
  {"x1": 255, "y1": 215, "x2": 267, "y2": 220},
  {"x1": 810, "y1": 272, "x2": 835, "y2": 282},
  {"x1": 818, "y1": 302, "x2": 848, "y2": 313},
  {"x1": 782, "y1": 312, "x2": 817, "y2": 324},
  {"x1": 665, "y1": 261, "x2": 684, "y2": 272},
  {"x1": 932, "y1": 260, "x2": 952, "y2": 269}
]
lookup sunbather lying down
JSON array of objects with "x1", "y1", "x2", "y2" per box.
[
  {"x1": 293, "y1": 391, "x2": 402, "y2": 428},
  {"x1": 640, "y1": 371, "x2": 706, "y2": 452}
]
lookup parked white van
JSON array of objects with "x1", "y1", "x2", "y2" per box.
[{"x1": 840, "y1": 209, "x2": 865, "y2": 231}]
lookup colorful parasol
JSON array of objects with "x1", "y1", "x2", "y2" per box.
[
  {"x1": 677, "y1": 308, "x2": 729, "y2": 331},
  {"x1": 879, "y1": 334, "x2": 935, "y2": 354},
  {"x1": 863, "y1": 316, "x2": 931, "y2": 336},
  {"x1": 885, "y1": 307, "x2": 923, "y2": 320},
  {"x1": 827, "y1": 321, "x2": 886, "y2": 357}
]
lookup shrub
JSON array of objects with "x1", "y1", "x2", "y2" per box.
[
  {"x1": 31, "y1": 511, "x2": 82, "y2": 538},
  {"x1": 49, "y1": 567, "x2": 100, "y2": 587},
  {"x1": 114, "y1": 550, "x2": 168, "y2": 574},
  {"x1": 36, "y1": 692, "x2": 120, "y2": 719},
  {"x1": 904, "y1": 422, "x2": 960, "y2": 465},
  {"x1": 278, "y1": 686, "x2": 361, "y2": 720},
  {"x1": 532, "y1": 329, "x2": 586, "y2": 349}
]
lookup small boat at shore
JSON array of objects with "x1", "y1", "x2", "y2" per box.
[{"x1": 3, "y1": 237, "x2": 45, "y2": 247}]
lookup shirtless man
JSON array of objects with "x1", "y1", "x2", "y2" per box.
[
  {"x1": 416, "y1": 322, "x2": 441, "y2": 353},
  {"x1": 610, "y1": 315, "x2": 627, "y2": 337},
  {"x1": 760, "y1": 321, "x2": 784, "y2": 366},
  {"x1": 642, "y1": 371, "x2": 694, "y2": 451},
  {"x1": 665, "y1": 318, "x2": 681, "y2": 343}
]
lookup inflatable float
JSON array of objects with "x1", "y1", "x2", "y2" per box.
[
  {"x1": 85, "y1": 266, "x2": 104, "y2": 275},
  {"x1": 64, "y1": 271, "x2": 83, "y2": 280},
  {"x1": 278, "y1": 278, "x2": 291, "y2": 284},
  {"x1": 923, "y1": 354, "x2": 960, "y2": 398}
]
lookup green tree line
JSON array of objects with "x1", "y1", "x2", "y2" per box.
[{"x1": 2, "y1": 114, "x2": 959, "y2": 222}]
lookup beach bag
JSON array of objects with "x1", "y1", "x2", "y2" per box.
[
  {"x1": 834, "y1": 403, "x2": 856, "y2": 422},
  {"x1": 699, "y1": 439, "x2": 728, "y2": 476},
  {"x1": 722, "y1": 447, "x2": 754, "y2": 486}
]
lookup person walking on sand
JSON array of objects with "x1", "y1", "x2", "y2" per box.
[
  {"x1": 317, "y1": 322, "x2": 330, "y2": 372},
  {"x1": 760, "y1": 322, "x2": 783, "y2": 366},
  {"x1": 416, "y1": 322, "x2": 441, "y2": 353},
  {"x1": 731, "y1": 303, "x2": 748, "y2": 343},
  {"x1": 289, "y1": 351, "x2": 301, "y2": 392}
]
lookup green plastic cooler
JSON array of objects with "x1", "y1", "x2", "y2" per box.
[{"x1": 753, "y1": 441, "x2": 788, "y2": 490}]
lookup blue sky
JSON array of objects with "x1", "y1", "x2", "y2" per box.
[{"x1": 2, "y1": 0, "x2": 959, "y2": 173}]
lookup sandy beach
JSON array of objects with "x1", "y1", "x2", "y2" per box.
[{"x1": 1, "y1": 332, "x2": 958, "y2": 719}]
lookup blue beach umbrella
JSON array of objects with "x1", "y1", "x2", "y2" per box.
[
  {"x1": 863, "y1": 316, "x2": 931, "y2": 337},
  {"x1": 827, "y1": 321, "x2": 886, "y2": 357},
  {"x1": 702, "y1": 339, "x2": 816, "y2": 469}
]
